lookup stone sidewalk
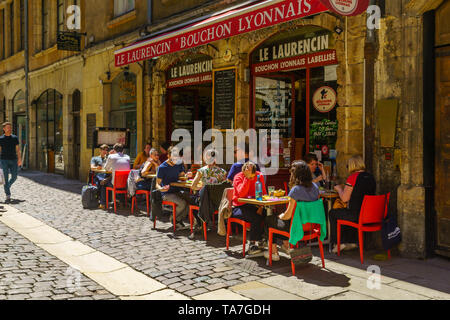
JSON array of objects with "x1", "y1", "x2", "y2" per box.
[{"x1": 0, "y1": 171, "x2": 449, "y2": 300}]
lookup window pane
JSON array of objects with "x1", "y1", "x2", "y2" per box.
[
  {"x1": 114, "y1": 0, "x2": 135, "y2": 17},
  {"x1": 255, "y1": 76, "x2": 292, "y2": 139}
]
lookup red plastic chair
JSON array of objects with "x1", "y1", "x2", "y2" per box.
[
  {"x1": 226, "y1": 217, "x2": 251, "y2": 257},
  {"x1": 131, "y1": 190, "x2": 151, "y2": 217},
  {"x1": 268, "y1": 203, "x2": 325, "y2": 275},
  {"x1": 158, "y1": 201, "x2": 177, "y2": 232},
  {"x1": 106, "y1": 170, "x2": 130, "y2": 213},
  {"x1": 189, "y1": 205, "x2": 218, "y2": 241},
  {"x1": 337, "y1": 193, "x2": 391, "y2": 264}
]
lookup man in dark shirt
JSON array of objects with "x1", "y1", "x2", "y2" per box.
[{"x1": 0, "y1": 122, "x2": 22, "y2": 204}]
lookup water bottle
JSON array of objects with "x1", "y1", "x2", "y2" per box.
[{"x1": 255, "y1": 175, "x2": 263, "y2": 201}]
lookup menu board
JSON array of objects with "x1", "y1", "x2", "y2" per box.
[
  {"x1": 173, "y1": 104, "x2": 194, "y2": 134},
  {"x1": 213, "y1": 68, "x2": 236, "y2": 130}
]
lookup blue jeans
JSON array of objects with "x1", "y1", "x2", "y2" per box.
[{"x1": 1, "y1": 159, "x2": 18, "y2": 197}]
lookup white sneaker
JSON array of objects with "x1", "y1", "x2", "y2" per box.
[
  {"x1": 332, "y1": 244, "x2": 346, "y2": 254},
  {"x1": 343, "y1": 243, "x2": 358, "y2": 251},
  {"x1": 264, "y1": 250, "x2": 280, "y2": 261}
]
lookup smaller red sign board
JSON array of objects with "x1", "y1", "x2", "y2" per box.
[
  {"x1": 252, "y1": 49, "x2": 338, "y2": 75},
  {"x1": 167, "y1": 72, "x2": 212, "y2": 89}
]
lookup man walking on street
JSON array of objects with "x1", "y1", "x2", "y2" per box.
[{"x1": 0, "y1": 122, "x2": 21, "y2": 204}]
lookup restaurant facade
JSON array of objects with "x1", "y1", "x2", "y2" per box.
[{"x1": 0, "y1": 0, "x2": 448, "y2": 259}]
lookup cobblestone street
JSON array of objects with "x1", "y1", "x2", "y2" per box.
[{"x1": 1, "y1": 171, "x2": 449, "y2": 301}]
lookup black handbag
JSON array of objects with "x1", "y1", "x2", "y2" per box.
[{"x1": 381, "y1": 207, "x2": 402, "y2": 251}]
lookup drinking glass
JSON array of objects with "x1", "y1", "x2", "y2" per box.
[{"x1": 268, "y1": 186, "x2": 275, "y2": 196}]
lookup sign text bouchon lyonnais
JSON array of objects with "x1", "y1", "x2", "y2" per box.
[{"x1": 115, "y1": 0, "x2": 328, "y2": 67}]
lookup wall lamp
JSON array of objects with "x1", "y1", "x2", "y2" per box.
[{"x1": 334, "y1": 26, "x2": 344, "y2": 35}]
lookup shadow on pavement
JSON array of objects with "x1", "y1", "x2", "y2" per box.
[{"x1": 18, "y1": 171, "x2": 85, "y2": 195}]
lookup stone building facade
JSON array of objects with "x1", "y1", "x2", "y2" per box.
[{"x1": 0, "y1": 0, "x2": 448, "y2": 259}]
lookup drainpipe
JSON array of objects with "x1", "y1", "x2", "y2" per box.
[
  {"x1": 24, "y1": 0, "x2": 30, "y2": 170},
  {"x1": 364, "y1": 0, "x2": 377, "y2": 175}
]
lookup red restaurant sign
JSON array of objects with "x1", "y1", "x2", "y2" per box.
[
  {"x1": 252, "y1": 49, "x2": 338, "y2": 74},
  {"x1": 318, "y1": 0, "x2": 369, "y2": 16},
  {"x1": 115, "y1": 0, "x2": 328, "y2": 67},
  {"x1": 167, "y1": 72, "x2": 212, "y2": 89}
]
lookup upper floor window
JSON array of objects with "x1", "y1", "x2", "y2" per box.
[
  {"x1": 42, "y1": 0, "x2": 49, "y2": 50},
  {"x1": 10, "y1": 1, "x2": 14, "y2": 56},
  {"x1": 114, "y1": 0, "x2": 135, "y2": 17},
  {"x1": 57, "y1": 0, "x2": 65, "y2": 32},
  {"x1": 1, "y1": 9, "x2": 5, "y2": 59},
  {"x1": 20, "y1": 0, "x2": 24, "y2": 51}
]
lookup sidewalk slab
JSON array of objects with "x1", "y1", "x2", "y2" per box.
[
  {"x1": 388, "y1": 280, "x2": 450, "y2": 300},
  {"x1": 38, "y1": 241, "x2": 97, "y2": 258},
  {"x1": 58, "y1": 251, "x2": 128, "y2": 273},
  {"x1": 120, "y1": 289, "x2": 190, "y2": 300},
  {"x1": 230, "y1": 281, "x2": 306, "y2": 300},
  {"x1": 193, "y1": 289, "x2": 250, "y2": 300},
  {"x1": 260, "y1": 275, "x2": 346, "y2": 300},
  {"x1": 326, "y1": 291, "x2": 377, "y2": 300},
  {"x1": 85, "y1": 267, "x2": 166, "y2": 297},
  {"x1": 343, "y1": 275, "x2": 431, "y2": 300},
  {"x1": 13, "y1": 225, "x2": 72, "y2": 245},
  {"x1": 0, "y1": 211, "x2": 45, "y2": 229}
]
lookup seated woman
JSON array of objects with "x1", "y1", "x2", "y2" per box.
[
  {"x1": 136, "y1": 148, "x2": 160, "y2": 191},
  {"x1": 264, "y1": 160, "x2": 320, "y2": 261},
  {"x1": 329, "y1": 154, "x2": 376, "y2": 253},
  {"x1": 189, "y1": 149, "x2": 228, "y2": 238},
  {"x1": 133, "y1": 143, "x2": 152, "y2": 169},
  {"x1": 232, "y1": 161, "x2": 266, "y2": 256}
]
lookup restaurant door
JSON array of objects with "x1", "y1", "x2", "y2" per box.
[
  {"x1": 435, "y1": 46, "x2": 450, "y2": 256},
  {"x1": 167, "y1": 85, "x2": 212, "y2": 140},
  {"x1": 12, "y1": 90, "x2": 27, "y2": 162},
  {"x1": 433, "y1": 1, "x2": 450, "y2": 257},
  {"x1": 166, "y1": 54, "x2": 213, "y2": 141},
  {"x1": 36, "y1": 89, "x2": 64, "y2": 174}
]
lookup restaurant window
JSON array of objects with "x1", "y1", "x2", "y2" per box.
[
  {"x1": 57, "y1": 0, "x2": 64, "y2": 32},
  {"x1": 10, "y1": 1, "x2": 14, "y2": 56},
  {"x1": 111, "y1": 71, "x2": 137, "y2": 159},
  {"x1": 114, "y1": 0, "x2": 135, "y2": 17},
  {"x1": 166, "y1": 54, "x2": 213, "y2": 140},
  {"x1": 251, "y1": 26, "x2": 338, "y2": 175},
  {"x1": 36, "y1": 89, "x2": 64, "y2": 174}
]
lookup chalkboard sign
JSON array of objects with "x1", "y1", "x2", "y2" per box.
[
  {"x1": 213, "y1": 67, "x2": 236, "y2": 130},
  {"x1": 86, "y1": 114, "x2": 96, "y2": 149}
]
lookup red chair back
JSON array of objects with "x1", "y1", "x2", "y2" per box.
[
  {"x1": 113, "y1": 170, "x2": 130, "y2": 189},
  {"x1": 359, "y1": 193, "x2": 390, "y2": 225}
]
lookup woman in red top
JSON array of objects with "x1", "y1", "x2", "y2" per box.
[
  {"x1": 232, "y1": 162, "x2": 267, "y2": 256},
  {"x1": 329, "y1": 155, "x2": 376, "y2": 253}
]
